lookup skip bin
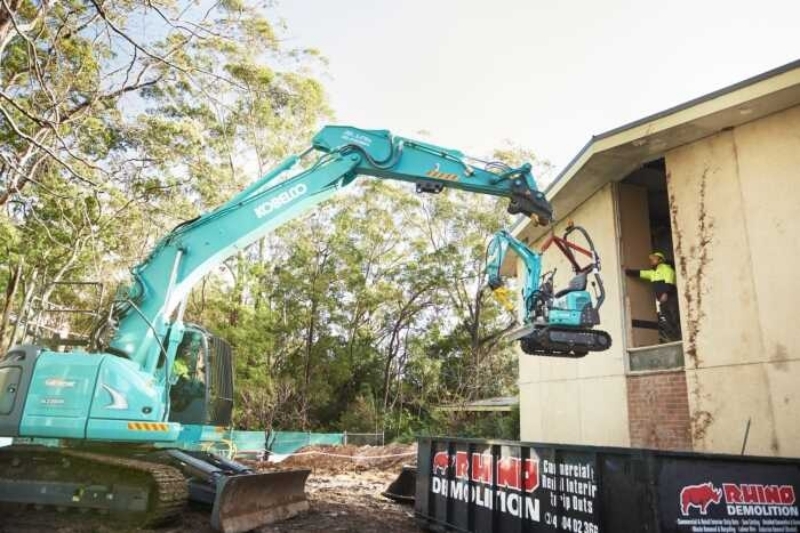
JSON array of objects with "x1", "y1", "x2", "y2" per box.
[{"x1": 415, "y1": 437, "x2": 800, "y2": 533}]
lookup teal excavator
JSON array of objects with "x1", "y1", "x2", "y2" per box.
[
  {"x1": 486, "y1": 225, "x2": 612, "y2": 357},
  {"x1": 0, "y1": 126, "x2": 553, "y2": 531}
]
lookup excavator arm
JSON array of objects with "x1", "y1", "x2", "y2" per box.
[
  {"x1": 311, "y1": 126, "x2": 552, "y2": 219},
  {"x1": 486, "y1": 229, "x2": 544, "y2": 319},
  {"x1": 108, "y1": 126, "x2": 553, "y2": 375}
]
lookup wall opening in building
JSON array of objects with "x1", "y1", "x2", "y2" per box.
[{"x1": 617, "y1": 158, "x2": 684, "y2": 372}]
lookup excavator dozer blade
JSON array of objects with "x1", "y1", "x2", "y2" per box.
[
  {"x1": 382, "y1": 465, "x2": 417, "y2": 503},
  {"x1": 211, "y1": 469, "x2": 311, "y2": 533}
]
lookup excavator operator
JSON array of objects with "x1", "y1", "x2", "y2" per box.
[
  {"x1": 170, "y1": 334, "x2": 206, "y2": 413},
  {"x1": 626, "y1": 251, "x2": 682, "y2": 343}
]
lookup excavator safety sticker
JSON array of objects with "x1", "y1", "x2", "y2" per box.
[
  {"x1": 426, "y1": 168, "x2": 459, "y2": 181},
  {"x1": 127, "y1": 422, "x2": 170, "y2": 432}
]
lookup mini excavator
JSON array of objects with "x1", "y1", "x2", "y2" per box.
[{"x1": 486, "y1": 224, "x2": 612, "y2": 357}]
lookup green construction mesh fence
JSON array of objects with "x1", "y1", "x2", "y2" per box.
[
  {"x1": 170, "y1": 426, "x2": 344, "y2": 458},
  {"x1": 14, "y1": 428, "x2": 344, "y2": 459}
]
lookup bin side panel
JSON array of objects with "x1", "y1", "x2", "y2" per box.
[{"x1": 657, "y1": 457, "x2": 800, "y2": 533}]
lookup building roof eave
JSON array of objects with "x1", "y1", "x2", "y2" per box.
[{"x1": 511, "y1": 59, "x2": 800, "y2": 247}]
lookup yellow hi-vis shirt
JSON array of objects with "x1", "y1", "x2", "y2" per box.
[{"x1": 639, "y1": 263, "x2": 676, "y2": 285}]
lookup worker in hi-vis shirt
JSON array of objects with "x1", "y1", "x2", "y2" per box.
[{"x1": 626, "y1": 251, "x2": 682, "y2": 343}]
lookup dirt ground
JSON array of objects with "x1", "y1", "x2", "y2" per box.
[
  {"x1": 0, "y1": 445, "x2": 421, "y2": 533},
  {"x1": 266, "y1": 443, "x2": 417, "y2": 474}
]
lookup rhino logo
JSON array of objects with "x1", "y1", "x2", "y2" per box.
[
  {"x1": 681, "y1": 482, "x2": 722, "y2": 515},
  {"x1": 432, "y1": 451, "x2": 451, "y2": 475}
]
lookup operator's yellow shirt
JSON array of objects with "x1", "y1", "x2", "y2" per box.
[{"x1": 639, "y1": 263, "x2": 676, "y2": 285}]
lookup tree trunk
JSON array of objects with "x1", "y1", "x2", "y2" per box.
[
  {"x1": 300, "y1": 294, "x2": 318, "y2": 430},
  {"x1": 0, "y1": 260, "x2": 23, "y2": 348},
  {"x1": 7, "y1": 268, "x2": 38, "y2": 349}
]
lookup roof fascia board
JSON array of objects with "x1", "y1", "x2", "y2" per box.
[{"x1": 545, "y1": 63, "x2": 800, "y2": 202}]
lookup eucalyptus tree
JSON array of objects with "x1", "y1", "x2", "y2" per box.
[{"x1": 0, "y1": 0, "x2": 330, "y2": 345}]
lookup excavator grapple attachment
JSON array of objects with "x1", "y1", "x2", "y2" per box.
[{"x1": 211, "y1": 469, "x2": 311, "y2": 533}]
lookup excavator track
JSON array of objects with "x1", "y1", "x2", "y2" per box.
[
  {"x1": 0, "y1": 444, "x2": 188, "y2": 526},
  {"x1": 514, "y1": 325, "x2": 613, "y2": 358}
]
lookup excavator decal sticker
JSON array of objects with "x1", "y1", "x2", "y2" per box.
[
  {"x1": 341, "y1": 129, "x2": 373, "y2": 147},
  {"x1": 44, "y1": 378, "x2": 76, "y2": 388},
  {"x1": 102, "y1": 384, "x2": 129, "y2": 410},
  {"x1": 426, "y1": 163, "x2": 459, "y2": 181},
  {"x1": 40, "y1": 398, "x2": 65, "y2": 405},
  {"x1": 127, "y1": 422, "x2": 170, "y2": 431},
  {"x1": 254, "y1": 183, "x2": 308, "y2": 218}
]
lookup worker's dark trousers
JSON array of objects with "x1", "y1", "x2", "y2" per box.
[{"x1": 659, "y1": 295, "x2": 682, "y2": 343}]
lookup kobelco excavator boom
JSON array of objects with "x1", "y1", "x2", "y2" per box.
[{"x1": 0, "y1": 125, "x2": 553, "y2": 532}]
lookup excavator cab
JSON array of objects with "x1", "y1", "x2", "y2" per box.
[
  {"x1": 164, "y1": 327, "x2": 310, "y2": 533},
  {"x1": 555, "y1": 271, "x2": 588, "y2": 298},
  {"x1": 168, "y1": 327, "x2": 234, "y2": 427}
]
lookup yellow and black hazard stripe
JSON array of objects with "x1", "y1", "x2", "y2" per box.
[
  {"x1": 426, "y1": 169, "x2": 459, "y2": 181},
  {"x1": 127, "y1": 422, "x2": 170, "y2": 432}
]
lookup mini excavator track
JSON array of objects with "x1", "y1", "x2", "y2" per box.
[{"x1": 511, "y1": 324, "x2": 613, "y2": 358}]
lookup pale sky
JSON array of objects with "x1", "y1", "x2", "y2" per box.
[{"x1": 275, "y1": 0, "x2": 799, "y2": 183}]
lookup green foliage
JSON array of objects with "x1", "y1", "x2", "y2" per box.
[
  {"x1": 339, "y1": 395, "x2": 380, "y2": 434},
  {"x1": 449, "y1": 406, "x2": 520, "y2": 441},
  {"x1": 0, "y1": 0, "x2": 552, "y2": 440},
  {"x1": 0, "y1": 0, "x2": 331, "y2": 344},
  {"x1": 181, "y1": 181, "x2": 527, "y2": 438}
]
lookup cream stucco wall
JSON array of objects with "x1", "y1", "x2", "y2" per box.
[
  {"x1": 519, "y1": 184, "x2": 630, "y2": 446},
  {"x1": 665, "y1": 104, "x2": 800, "y2": 457}
]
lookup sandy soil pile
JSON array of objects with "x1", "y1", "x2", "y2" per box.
[{"x1": 264, "y1": 443, "x2": 417, "y2": 474}]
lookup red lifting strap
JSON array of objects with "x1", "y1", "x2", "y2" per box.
[{"x1": 539, "y1": 234, "x2": 593, "y2": 272}]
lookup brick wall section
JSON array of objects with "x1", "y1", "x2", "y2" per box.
[{"x1": 627, "y1": 370, "x2": 692, "y2": 450}]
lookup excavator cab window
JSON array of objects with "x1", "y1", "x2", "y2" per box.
[
  {"x1": 169, "y1": 329, "x2": 208, "y2": 424},
  {"x1": 168, "y1": 327, "x2": 234, "y2": 427},
  {"x1": 206, "y1": 335, "x2": 234, "y2": 427}
]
